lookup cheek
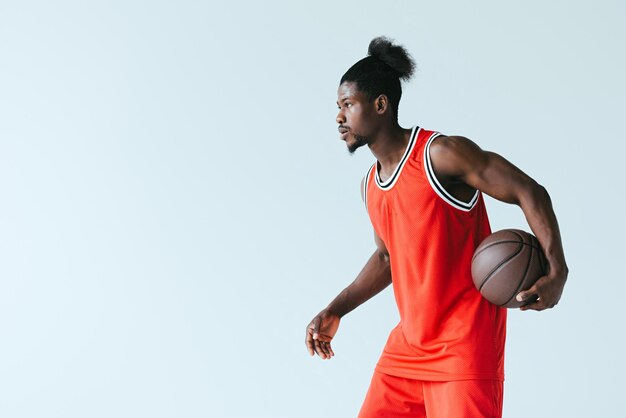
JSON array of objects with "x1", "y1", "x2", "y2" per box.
[
  {"x1": 348, "y1": 107, "x2": 363, "y2": 122},
  {"x1": 350, "y1": 108, "x2": 370, "y2": 129}
]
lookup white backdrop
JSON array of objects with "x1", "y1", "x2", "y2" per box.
[{"x1": 1, "y1": 1, "x2": 624, "y2": 417}]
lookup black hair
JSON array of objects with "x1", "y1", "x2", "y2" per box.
[{"x1": 340, "y1": 36, "x2": 416, "y2": 119}]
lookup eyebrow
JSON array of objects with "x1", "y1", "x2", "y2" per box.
[{"x1": 336, "y1": 97, "x2": 351, "y2": 105}]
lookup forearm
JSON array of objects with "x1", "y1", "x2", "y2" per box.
[
  {"x1": 326, "y1": 250, "x2": 392, "y2": 318},
  {"x1": 519, "y1": 184, "x2": 569, "y2": 275}
]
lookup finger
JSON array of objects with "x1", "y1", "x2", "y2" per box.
[
  {"x1": 327, "y1": 342, "x2": 335, "y2": 357},
  {"x1": 313, "y1": 340, "x2": 322, "y2": 357},
  {"x1": 306, "y1": 321, "x2": 318, "y2": 355},
  {"x1": 516, "y1": 282, "x2": 541, "y2": 303},
  {"x1": 313, "y1": 339, "x2": 324, "y2": 358},
  {"x1": 520, "y1": 297, "x2": 547, "y2": 311},
  {"x1": 320, "y1": 341, "x2": 331, "y2": 359},
  {"x1": 314, "y1": 339, "x2": 327, "y2": 359},
  {"x1": 521, "y1": 293, "x2": 539, "y2": 305},
  {"x1": 305, "y1": 327, "x2": 315, "y2": 356},
  {"x1": 310, "y1": 333, "x2": 321, "y2": 356},
  {"x1": 318, "y1": 341, "x2": 328, "y2": 359}
]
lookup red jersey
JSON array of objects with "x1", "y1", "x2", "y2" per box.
[{"x1": 363, "y1": 125, "x2": 507, "y2": 381}]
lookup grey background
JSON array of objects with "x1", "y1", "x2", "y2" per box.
[{"x1": 0, "y1": 0, "x2": 624, "y2": 417}]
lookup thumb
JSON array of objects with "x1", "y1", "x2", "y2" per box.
[
  {"x1": 516, "y1": 284, "x2": 538, "y2": 302},
  {"x1": 312, "y1": 317, "x2": 321, "y2": 340}
]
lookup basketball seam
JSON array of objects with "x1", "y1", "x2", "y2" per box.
[
  {"x1": 472, "y1": 240, "x2": 542, "y2": 261},
  {"x1": 477, "y1": 241, "x2": 524, "y2": 292},
  {"x1": 501, "y1": 230, "x2": 534, "y2": 307}
]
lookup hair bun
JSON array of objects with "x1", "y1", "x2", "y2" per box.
[{"x1": 367, "y1": 36, "x2": 416, "y2": 81}]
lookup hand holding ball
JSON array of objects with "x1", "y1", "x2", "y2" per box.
[{"x1": 471, "y1": 229, "x2": 548, "y2": 308}]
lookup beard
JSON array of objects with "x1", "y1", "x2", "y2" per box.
[{"x1": 347, "y1": 132, "x2": 369, "y2": 154}]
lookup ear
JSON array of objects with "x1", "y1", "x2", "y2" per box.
[{"x1": 375, "y1": 95, "x2": 389, "y2": 115}]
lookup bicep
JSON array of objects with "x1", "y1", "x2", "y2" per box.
[
  {"x1": 464, "y1": 150, "x2": 539, "y2": 205},
  {"x1": 374, "y1": 230, "x2": 389, "y2": 260},
  {"x1": 430, "y1": 136, "x2": 539, "y2": 205}
]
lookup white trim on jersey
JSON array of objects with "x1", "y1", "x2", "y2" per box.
[
  {"x1": 424, "y1": 132, "x2": 480, "y2": 212},
  {"x1": 374, "y1": 125, "x2": 420, "y2": 191},
  {"x1": 363, "y1": 163, "x2": 375, "y2": 211}
]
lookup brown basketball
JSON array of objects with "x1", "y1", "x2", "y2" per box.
[{"x1": 471, "y1": 229, "x2": 548, "y2": 308}]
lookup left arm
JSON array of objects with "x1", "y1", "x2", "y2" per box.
[{"x1": 429, "y1": 135, "x2": 569, "y2": 311}]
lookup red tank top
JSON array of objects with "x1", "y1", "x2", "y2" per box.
[{"x1": 363, "y1": 125, "x2": 507, "y2": 381}]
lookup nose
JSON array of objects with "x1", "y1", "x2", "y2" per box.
[{"x1": 336, "y1": 109, "x2": 345, "y2": 124}]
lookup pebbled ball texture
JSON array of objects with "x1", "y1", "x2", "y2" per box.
[{"x1": 471, "y1": 229, "x2": 548, "y2": 308}]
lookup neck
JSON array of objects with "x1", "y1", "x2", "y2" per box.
[{"x1": 367, "y1": 123, "x2": 413, "y2": 170}]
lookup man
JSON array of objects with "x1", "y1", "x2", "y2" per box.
[{"x1": 304, "y1": 37, "x2": 568, "y2": 417}]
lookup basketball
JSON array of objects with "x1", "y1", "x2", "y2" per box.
[{"x1": 471, "y1": 229, "x2": 548, "y2": 308}]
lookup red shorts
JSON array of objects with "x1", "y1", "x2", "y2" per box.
[{"x1": 358, "y1": 370, "x2": 503, "y2": 418}]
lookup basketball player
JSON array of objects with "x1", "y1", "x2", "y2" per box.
[{"x1": 304, "y1": 37, "x2": 568, "y2": 417}]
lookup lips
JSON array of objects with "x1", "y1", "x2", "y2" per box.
[{"x1": 337, "y1": 125, "x2": 350, "y2": 141}]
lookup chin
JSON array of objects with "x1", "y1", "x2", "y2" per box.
[
  {"x1": 346, "y1": 136, "x2": 367, "y2": 154},
  {"x1": 347, "y1": 142, "x2": 363, "y2": 154}
]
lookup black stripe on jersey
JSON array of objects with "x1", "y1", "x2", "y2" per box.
[
  {"x1": 424, "y1": 133, "x2": 479, "y2": 211},
  {"x1": 375, "y1": 126, "x2": 419, "y2": 189}
]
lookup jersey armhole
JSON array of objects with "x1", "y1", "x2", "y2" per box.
[
  {"x1": 362, "y1": 163, "x2": 375, "y2": 211},
  {"x1": 423, "y1": 133, "x2": 480, "y2": 212}
]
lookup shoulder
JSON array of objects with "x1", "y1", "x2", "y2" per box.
[
  {"x1": 429, "y1": 134, "x2": 480, "y2": 155},
  {"x1": 428, "y1": 135, "x2": 487, "y2": 176}
]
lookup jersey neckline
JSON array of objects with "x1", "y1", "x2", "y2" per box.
[{"x1": 375, "y1": 125, "x2": 420, "y2": 190}]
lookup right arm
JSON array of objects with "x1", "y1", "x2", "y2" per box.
[
  {"x1": 305, "y1": 177, "x2": 393, "y2": 359},
  {"x1": 324, "y1": 230, "x2": 392, "y2": 318},
  {"x1": 329, "y1": 175, "x2": 393, "y2": 316}
]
